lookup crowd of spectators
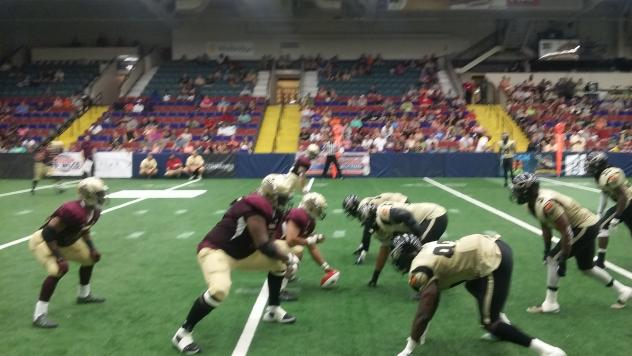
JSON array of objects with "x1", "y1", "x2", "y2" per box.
[
  {"x1": 1, "y1": 63, "x2": 66, "y2": 89},
  {"x1": 502, "y1": 75, "x2": 632, "y2": 152}
]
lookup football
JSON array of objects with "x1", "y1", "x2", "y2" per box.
[{"x1": 320, "y1": 270, "x2": 340, "y2": 289}]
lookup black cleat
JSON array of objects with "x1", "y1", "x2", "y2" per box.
[
  {"x1": 77, "y1": 294, "x2": 106, "y2": 304},
  {"x1": 33, "y1": 314, "x2": 58, "y2": 328},
  {"x1": 280, "y1": 290, "x2": 298, "y2": 302}
]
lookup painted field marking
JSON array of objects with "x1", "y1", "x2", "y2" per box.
[
  {"x1": 0, "y1": 178, "x2": 201, "y2": 251},
  {"x1": 134, "y1": 209, "x2": 149, "y2": 215},
  {"x1": 448, "y1": 208, "x2": 460, "y2": 214},
  {"x1": 176, "y1": 231, "x2": 196, "y2": 240},
  {"x1": 107, "y1": 190, "x2": 206, "y2": 199},
  {"x1": 126, "y1": 231, "x2": 145, "y2": 239},
  {"x1": 423, "y1": 177, "x2": 632, "y2": 282},
  {"x1": 314, "y1": 183, "x2": 328, "y2": 188},
  {"x1": 231, "y1": 280, "x2": 269, "y2": 356},
  {"x1": 174, "y1": 209, "x2": 188, "y2": 215},
  {"x1": 332, "y1": 230, "x2": 346, "y2": 239},
  {"x1": 332, "y1": 208, "x2": 344, "y2": 214},
  {"x1": 0, "y1": 179, "x2": 81, "y2": 198},
  {"x1": 14, "y1": 210, "x2": 33, "y2": 216},
  {"x1": 539, "y1": 177, "x2": 601, "y2": 193},
  {"x1": 304, "y1": 178, "x2": 315, "y2": 193},
  {"x1": 214, "y1": 209, "x2": 227, "y2": 215}
]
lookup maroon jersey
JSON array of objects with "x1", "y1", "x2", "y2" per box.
[
  {"x1": 42, "y1": 200, "x2": 101, "y2": 247},
  {"x1": 198, "y1": 193, "x2": 274, "y2": 259},
  {"x1": 274, "y1": 208, "x2": 316, "y2": 240},
  {"x1": 290, "y1": 155, "x2": 311, "y2": 175}
]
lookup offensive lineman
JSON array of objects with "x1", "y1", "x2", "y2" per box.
[
  {"x1": 585, "y1": 152, "x2": 632, "y2": 267},
  {"x1": 343, "y1": 193, "x2": 409, "y2": 264},
  {"x1": 171, "y1": 178, "x2": 300, "y2": 354},
  {"x1": 391, "y1": 234, "x2": 566, "y2": 356},
  {"x1": 499, "y1": 132, "x2": 516, "y2": 187},
  {"x1": 358, "y1": 201, "x2": 448, "y2": 287},
  {"x1": 28, "y1": 177, "x2": 107, "y2": 328},
  {"x1": 511, "y1": 173, "x2": 632, "y2": 313}
]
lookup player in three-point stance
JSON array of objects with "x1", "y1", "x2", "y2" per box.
[
  {"x1": 28, "y1": 177, "x2": 108, "y2": 328},
  {"x1": 171, "y1": 178, "x2": 301, "y2": 354},
  {"x1": 357, "y1": 201, "x2": 448, "y2": 287},
  {"x1": 511, "y1": 173, "x2": 632, "y2": 313},
  {"x1": 391, "y1": 234, "x2": 566, "y2": 356},
  {"x1": 343, "y1": 193, "x2": 409, "y2": 264},
  {"x1": 585, "y1": 152, "x2": 632, "y2": 268}
]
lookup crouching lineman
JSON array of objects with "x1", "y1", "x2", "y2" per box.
[
  {"x1": 343, "y1": 193, "x2": 409, "y2": 264},
  {"x1": 357, "y1": 201, "x2": 447, "y2": 287},
  {"x1": 28, "y1": 177, "x2": 107, "y2": 328},
  {"x1": 585, "y1": 152, "x2": 632, "y2": 268},
  {"x1": 391, "y1": 234, "x2": 566, "y2": 356},
  {"x1": 276, "y1": 192, "x2": 337, "y2": 299},
  {"x1": 511, "y1": 173, "x2": 632, "y2": 313},
  {"x1": 172, "y1": 179, "x2": 300, "y2": 354}
]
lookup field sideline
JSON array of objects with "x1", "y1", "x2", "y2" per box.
[{"x1": 0, "y1": 177, "x2": 631, "y2": 356}]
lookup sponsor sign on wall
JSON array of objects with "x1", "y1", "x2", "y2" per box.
[
  {"x1": 306, "y1": 152, "x2": 370, "y2": 176},
  {"x1": 50, "y1": 152, "x2": 85, "y2": 177},
  {"x1": 564, "y1": 153, "x2": 587, "y2": 176},
  {"x1": 94, "y1": 152, "x2": 133, "y2": 178}
]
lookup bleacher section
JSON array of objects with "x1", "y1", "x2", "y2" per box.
[
  {"x1": 0, "y1": 61, "x2": 100, "y2": 97},
  {"x1": 142, "y1": 61, "x2": 260, "y2": 97}
]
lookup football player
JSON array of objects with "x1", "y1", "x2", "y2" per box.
[
  {"x1": 31, "y1": 143, "x2": 65, "y2": 195},
  {"x1": 358, "y1": 201, "x2": 448, "y2": 287},
  {"x1": 171, "y1": 177, "x2": 300, "y2": 354},
  {"x1": 285, "y1": 143, "x2": 320, "y2": 194},
  {"x1": 343, "y1": 193, "x2": 409, "y2": 264},
  {"x1": 499, "y1": 132, "x2": 516, "y2": 187},
  {"x1": 585, "y1": 152, "x2": 632, "y2": 268},
  {"x1": 511, "y1": 173, "x2": 632, "y2": 313},
  {"x1": 391, "y1": 234, "x2": 566, "y2": 356},
  {"x1": 275, "y1": 192, "x2": 336, "y2": 299},
  {"x1": 28, "y1": 177, "x2": 107, "y2": 328}
]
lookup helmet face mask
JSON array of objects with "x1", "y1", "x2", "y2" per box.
[
  {"x1": 511, "y1": 173, "x2": 539, "y2": 205},
  {"x1": 358, "y1": 203, "x2": 377, "y2": 226},
  {"x1": 585, "y1": 152, "x2": 608, "y2": 177},
  {"x1": 390, "y1": 234, "x2": 423, "y2": 274},
  {"x1": 342, "y1": 195, "x2": 360, "y2": 219}
]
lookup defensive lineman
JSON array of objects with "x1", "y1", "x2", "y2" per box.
[
  {"x1": 511, "y1": 173, "x2": 632, "y2": 313},
  {"x1": 391, "y1": 234, "x2": 566, "y2": 356}
]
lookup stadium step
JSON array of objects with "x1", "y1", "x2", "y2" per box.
[
  {"x1": 274, "y1": 104, "x2": 301, "y2": 153},
  {"x1": 468, "y1": 104, "x2": 529, "y2": 152},
  {"x1": 56, "y1": 106, "x2": 109, "y2": 148},
  {"x1": 255, "y1": 105, "x2": 282, "y2": 153}
]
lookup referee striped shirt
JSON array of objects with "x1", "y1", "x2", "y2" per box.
[{"x1": 323, "y1": 142, "x2": 337, "y2": 156}]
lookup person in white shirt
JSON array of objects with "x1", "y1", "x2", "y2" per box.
[
  {"x1": 217, "y1": 123, "x2": 237, "y2": 137},
  {"x1": 380, "y1": 122, "x2": 394, "y2": 139},
  {"x1": 321, "y1": 139, "x2": 344, "y2": 179},
  {"x1": 458, "y1": 134, "x2": 474, "y2": 152},
  {"x1": 569, "y1": 131, "x2": 586, "y2": 152},
  {"x1": 139, "y1": 154, "x2": 158, "y2": 178},
  {"x1": 132, "y1": 101, "x2": 144, "y2": 113},
  {"x1": 373, "y1": 135, "x2": 387, "y2": 152},
  {"x1": 475, "y1": 134, "x2": 490, "y2": 152}
]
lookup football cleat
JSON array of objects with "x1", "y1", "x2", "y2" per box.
[
  {"x1": 612, "y1": 286, "x2": 632, "y2": 309},
  {"x1": 77, "y1": 294, "x2": 106, "y2": 304},
  {"x1": 33, "y1": 314, "x2": 59, "y2": 328},
  {"x1": 262, "y1": 306, "x2": 296, "y2": 324},
  {"x1": 527, "y1": 302, "x2": 560, "y2": 314},
  {"x1": 280, "y1": 290, "x2": 298, "y2": 302},
  {"x1": 172, "y1": 328, "x2": 201, "y2": 355}
]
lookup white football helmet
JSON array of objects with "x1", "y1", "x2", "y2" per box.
[
  {"x1": 300, "y1": 192, "x2": 327, "y2": 220},
  {"x1": 306, "y1": 144, "x2": 320, "y2": 159},
  {"x1": 259, "y1": 174, "x2": 294, "y2": 209},
  {"x1": 77, "y1": 177, "x2": 108, "y2": 207}
]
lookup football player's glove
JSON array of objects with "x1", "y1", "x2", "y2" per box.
[
  {"x1": 585, "y1": 151, "x2": 608, "y2": 177},
  {"x1": 306, "y1": 234, "x2": 325, "y2": 245}
]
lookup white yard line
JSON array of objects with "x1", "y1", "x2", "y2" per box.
[
  {"x1": 539, "y1": 177, "x2": 601, "y2": 193},
  {"x1": 231, "y1": 280, "x2": 269, "y2": 356},
  {"x1": 304, "y1": 178, "x2": 315, "y2": 193},
  {"x1": 0, "y1": 178, "x2": 201, "y2": 251},
  {"x1": 0, "y1": 179, "x2": 81, "y2": 198},
  {"x1": 423, "y1": 177, "x2": 632, "y2": 281}
]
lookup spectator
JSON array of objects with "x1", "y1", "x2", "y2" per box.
[
  {"x1": 458, "y1": 134, "x2": 474, "y2": 152},
  {"x1": 217, "y1": 97, "x2": 230, "y2": 113},
  {"x1": 373, "y1": 134, "x2": 387, "y2": 152},
  {"x1": 139, "y1": 154, "x2": 158, "y2": 178},
  {"x1": 475, "y1": 134, "x2": 490, "y2": 152},
  {"x1": 380, "y1": 122, "x2": 394, "y2": 139},
  {"x1": 53, "y1": 69, "x2": 65, "y2": 82},
  {"x1": 238, "y1": 111, "x2": 252, "y2": 124},
  {"x1": 240, "y1": 138, "x2": 253, "y2": 152},
  {"x1": 162, "y1": 93, "x2": 172, "y2": 102},
  {"x1": 184, "y1": 151, "x2": 205, "y2": 179},
  {"x1": 132, "y1": 100, "x2": 144, "y2": 113},
  {"x1": 199, "y1": 96, "x2": 213, "y2": 108},
  {"x1": 165, "y1": 154, "x2": 183, "y2": 178},
  {"x1": 15, "y1": 101, "x2": 29, "y2": 114},
  {"x1": 175, "y1": 128, "x2": 193, "y2": 149},
  {"x1": 193, "y1": 75, "x2": 206, "y2": 87},
  {"x1": 569, "y1": 130, "x2": 586, "y2": 152},
  {"x1": 217, "y1": 122, "x2": 237, "y2": 137},
  {"x1": 239, "y1": 85, "x2": 253, "y2": 96}
]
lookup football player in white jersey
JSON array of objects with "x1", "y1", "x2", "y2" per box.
[
  {"x1": 511, "y1": 173, "x2": 631, "y2": 313},
  {"x1": 586, "y1": 152, "x2": 632, "y2": 267}
]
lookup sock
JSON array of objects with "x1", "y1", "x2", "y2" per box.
[
  {"x1": 79, "y1": 266, "x2": 93, "y2": 285},
  {"x1": 32, "y1": 180, "x2": 37, "y2": 190},
  {"x1": 281, "y1": 278, "x2": 289, "y2": 291},
  {"x1": 529, "y1": 338, "x2": 556, "y2": 354},
  {"x1": 545, "y1": 288, "x2": 558, "y2": 305},
  {"x1": 39, "y1": 276, "x2": 61, "y2": 302},
  {"x1": 33, "y1": 301, "x2": 49, "y2": 320},
  {"x1": 583, "y1": 267, "x2": 615, "y2": 286},
  {"x1": 488, "y1": 322, "x2": 532, "y2": 347},
  {"x1": 182, "y1": 291, "x2": 219, "y2": 332},
  {"x1": 267, "y1": 273, "x2": 284, "y2": 306},
  {"x1": 78, "y1": 284, "x2": 91, "y2": 298},
  {"x1": 597, "y1": 248, "x2": 607, "y2": 262},
  {"x1": 610, "y1": 280, "x2": 627, "y2": 295},
  {"x1": 546, "y1": 259, "x2": 560, "y2": 289}
]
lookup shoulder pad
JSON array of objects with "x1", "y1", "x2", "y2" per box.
[
  {"x1": 295, "y1": 156, "x2": 311, "y2": 168},
  {"x1": 242, "y1": 193, "x2": 274, "y2": 221},
  {"x1": 56, "y1": 201, "x2": 86, "y2": 225}
]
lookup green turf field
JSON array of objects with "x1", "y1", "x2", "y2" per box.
[{"x1": 1, "y1": 177, "x2": 631, "y2": 356}]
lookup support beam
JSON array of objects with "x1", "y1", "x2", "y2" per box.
[{"x1": 138, "y1": 0, "x2": 174, "y2": 26}]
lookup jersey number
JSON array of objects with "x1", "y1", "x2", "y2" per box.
[{"x1": 432, "y1": 241, "x2": 456, "y2": 258}]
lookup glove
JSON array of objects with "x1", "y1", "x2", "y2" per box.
[
  {"x1": 355, "y1": 250, "x2": 367, "y2": 265},
  {"x1": 368, "y1": 270, "x2": 380, "y2": 287},
  {"x1": 306, "y1": 234, "x2": 325, "y2": 245},
  {"x1": 90, "y1": 249, "x2": 101, "y2": 263},
  {"x1": 557, "y1": 258, "x2": 567, "y2": 277},
  {"x1": 610, "y1": 218, "x2": 620, "y2": 228},
  {"x1": 56, "y1": 258, "x2": 69, "y2": 275}
]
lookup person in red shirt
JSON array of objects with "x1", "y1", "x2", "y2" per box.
[{"x1": 164, "y1": 154, "x2": 183, "y2": 178}]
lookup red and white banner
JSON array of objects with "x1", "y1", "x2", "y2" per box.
[
  {"x1": 305, "y1": 152, "x2": 370, "y2": 177},
  {"x1": 50, "y1": 152, "x2": 85, "y2": 177}
]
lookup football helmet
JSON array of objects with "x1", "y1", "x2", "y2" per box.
[
  {"x1": 585, "y1": 151, "x2": 608, "y2": 177},
  {"x1": 390, "y1": 234, "x2": 423, "y2": 274},
  {"x1": 259, "y1": 174, "x2": 294, "y2": 209},
  {"x1": 78, "y1": 177, "x2": 108, "y2": 207},
  {"x1": 511, "y1": 173, "x2": 539, "y2": 205},
  {"x1": 300, "y1": 192, "x2": 327, "y2": 220},
  {"x1": 342, "y1": 194, "x2": 360, "y2": 218},
  {"x1": 306, "y1": 144, "x2": 320, "y2": 159},
  {"x1": 358, "y1": 202, "x2": 377, "y2": 226}
]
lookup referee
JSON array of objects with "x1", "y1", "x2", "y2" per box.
[
  {"x1": 321, "y1": 138, "x2": 343, "y2": 179},
  {"x1": 498, "y1": 132, "x2": 516, "y2": 187}
]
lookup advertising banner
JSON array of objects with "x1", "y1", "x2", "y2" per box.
[
  {"x1": 50, "y1": 152, "x2": 85, "y2": 177},
  {"x1": 306, "y1": 152, "x2": 370, "y2": 177},
  {"x1": 564, "y1": 153, "x2": 587, "y2": 176},
  {"x1": 533, "y1": 152, "x2": 557, "y2": 176},
  {"x1": 94, "y1": 152, "x2": 133, "y2": 178},
  {"x1": 201, "y1": 154, "x2": 235, "y2": 178}
]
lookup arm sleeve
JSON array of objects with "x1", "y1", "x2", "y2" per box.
[
  {"x1": 389, "y1": 208, "x2": 424, "y2": 236},
  {"x1": 597, "y1": 192, "x2": 608, "y2": 217}
]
